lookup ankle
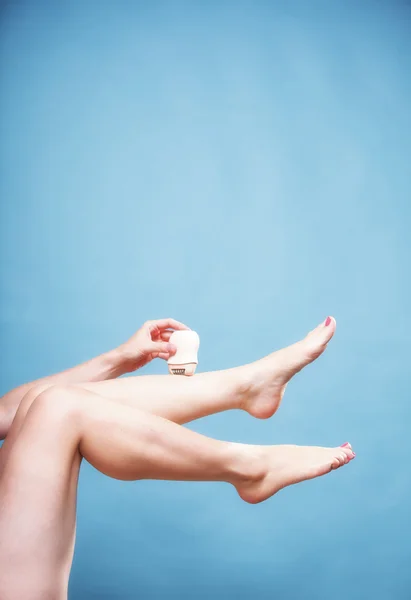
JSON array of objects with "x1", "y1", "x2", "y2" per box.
[
  {"x1": 217, "y1": 366, "x2": 253, "y2": 412},
  {"x1": 224, "y1": 442, "x2": 266, "y2": 488},
  {"x1": 226, "y1": 364, "x2": 257, "y2": 412}
]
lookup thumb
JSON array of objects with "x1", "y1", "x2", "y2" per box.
[{"x1": 149, "y1": 342, "x2": 176, "y2": 356}]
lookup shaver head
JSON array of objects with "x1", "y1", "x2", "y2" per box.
[{"x1": 168, "y1": 363, "x2": 197, "y2": 376}]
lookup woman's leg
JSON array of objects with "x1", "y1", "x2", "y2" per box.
[
  {"x1": 0, "y1": 316, "x2": 336, "y2": 447},
  {"x1": 0, "y1": 383, "x2": 354, "y2": 600},
  {"x1": 0, "y1": 316, "x2": 337, "y2": 473},
  {"x1": 80, "y1": 317, "x2": 337, "y2": 423}
]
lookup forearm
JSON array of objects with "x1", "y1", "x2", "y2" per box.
[
  {"x1": 0, "y1": 347, "x2": 129, "y2": 440},
  {"x1": 42, "y1": 347, "x2": 130, "y2": 385}
]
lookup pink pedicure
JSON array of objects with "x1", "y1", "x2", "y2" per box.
[
  {"x1": 340, "y1": 442, "x2": 349, "y2": 447},
  {"x1": 325, "y1": 316, "x2": 332, "y2": 327}
]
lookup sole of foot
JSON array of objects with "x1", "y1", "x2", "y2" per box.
[{"x1": 236, "y1": 442, "x2": 355, "y2": 504}]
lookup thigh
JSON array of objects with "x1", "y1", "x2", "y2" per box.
[{"x1": 0, "y1": 391, "x2": 82, "y2": 600}]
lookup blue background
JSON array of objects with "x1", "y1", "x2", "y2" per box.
[{"x1": 1, "y1": 0, "x2": 410, "y2": 598}]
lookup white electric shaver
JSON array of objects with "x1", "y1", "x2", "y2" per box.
[{"x1": 168, "y1": 330, "x2": 200, "y2": 376}]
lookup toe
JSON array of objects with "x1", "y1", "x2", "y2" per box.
[
  {"x1": 337, "y1": 452, "x2": 347, "y2": 465},
  {"x1": 330, "y1": 457, "x2": 340, "y2": 470},
  {"x1": 305, "y1": 316, "x2": 336, "y2": 352},
  {"x1": 339, "y1": 443, "x2": 355, "y2": 461},
  {"x1": 278, "y1": 316, "x2": 337, "y2": 380},
  {"x1": 295, "y1": 316, "x2": 337, "y2": 367},
  {"x1": 330, "y1": 449, "x2": 346, "y2": 468}
]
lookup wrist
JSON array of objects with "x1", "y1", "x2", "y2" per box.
[{"x1": 102, "y1": 347, "x2": 133, "y2": 378}]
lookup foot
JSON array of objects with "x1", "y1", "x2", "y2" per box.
[
  {"x1": 237, "y1": 316, "x2": 337, "y2": 419},
  {"x1": 234, "y1": 442, "x2": 355, "y2": 504}
]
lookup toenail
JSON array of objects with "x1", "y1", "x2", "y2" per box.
[
  {"x1": 340, "y1": 442, "x2": 349, "y2": 447},
  {"x1": 325, "y1": 316, "x2": 332, "y2": 326}
]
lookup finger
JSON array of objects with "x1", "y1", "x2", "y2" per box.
[
  {"x1": 151, "y1": 328, "x2": 162, "y2": 341},
  {"x1": 147, "y1": 351, "x2": 171, "y2": 362},
  {"x1": 148, "y1": 319, "x2": 190, "y2": 332},
  {"x1": 148, "y1": 325, "x2": 171, "y2": 342},
  {"x1": 150, "y1": 342, "x2": 177, "y2": 356},
  {"x1": 160, "y1": 331, "x2": 173, "y2": 342}
]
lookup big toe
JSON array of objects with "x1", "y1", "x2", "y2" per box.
[
  {"x1": 280, "y1": 316, "x2": 336, "y2": 379},
  {"x1": 302, "y1": 316, "x2": 336, "y2": 362}
]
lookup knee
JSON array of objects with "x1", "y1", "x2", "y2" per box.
[
  {"x1": 28, "y1": 385, "x2": 81, "y2": 426},
  {"x1": 19, "y1": 382, "x2": 54, "y2": 410},
  {"x1": 1, "y1": 384, "x2": 79, "y2": 444},
  {"x1": 12, "y1": 383, "x2": 56, "y2": 425}
]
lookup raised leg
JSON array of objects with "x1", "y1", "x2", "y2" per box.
[
  {"x1": 0, "y1": 383, "x2": 354, "y2": 600},
  {"x1": 79, "y1": 317, "x2": 337, "y2": 423}
]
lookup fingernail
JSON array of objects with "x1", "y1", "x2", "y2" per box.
[
  {"x1": 325, "y1": 316, "x2": 332, "y2": 327},
  {"x1": 340, "y1": 442, "x2": 349, "y2": 447},
  {"x1": 167, "y1": 344, "x2": 177, "y2": 353}
]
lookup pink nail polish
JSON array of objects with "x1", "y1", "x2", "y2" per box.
[
  {"x1": 325, "y1": 316, "x2": 332, "y2": 327},
  {"x1": 340, "y1": 442, "x2": 349, "y2": 447}
]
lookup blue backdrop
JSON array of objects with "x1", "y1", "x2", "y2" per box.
[{"x1": 1, "y1": 1, "x2": 410, "y2": 598}]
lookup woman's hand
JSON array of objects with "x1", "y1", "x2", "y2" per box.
[{"x1": 119, "y1": 318, "x2": 190, "y2": 372}]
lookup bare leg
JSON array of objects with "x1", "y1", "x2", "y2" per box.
[
  {"x1": 0, "y1": 384, "x2": 354, "y2": 599},
  {"x1": 0, "y1": 317, "x2": 337, "y2": 471},
  {"x1": 80, "y1": 317, "x2": 337, "y2": 423}
]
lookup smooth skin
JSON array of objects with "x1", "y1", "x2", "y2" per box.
[{"x1": 0, "y1": 317, "x2": 354, "y2": 600}]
